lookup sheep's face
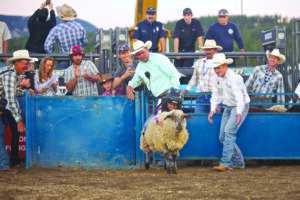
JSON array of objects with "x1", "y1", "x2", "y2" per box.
[{"x1": 164, "y1": 110, "x2": 194, "y2": 133}]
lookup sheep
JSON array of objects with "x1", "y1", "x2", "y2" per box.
[{"x1": 140, "y1": 109, "x2": 193, "y2": 174}]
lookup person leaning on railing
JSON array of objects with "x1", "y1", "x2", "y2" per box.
[{"x1": 245, "y1": 49, "x2": 285, "y2": 108}]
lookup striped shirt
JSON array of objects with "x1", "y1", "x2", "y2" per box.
[
  {"x1": 44, "y1": 21, "x2": 88, "y2": 53},
  {"x1": 64, "y1": 60, "x2": 99, "y2": 96},
  {"x1": 185, "y1": 58, "x2": 216, "y2": 93},
  {"x1": 0, "y1": 66, "x2": 24, "y2": 122},
  {"x1": 245, "y1": 64, "x2": 284, "y2": 103}
]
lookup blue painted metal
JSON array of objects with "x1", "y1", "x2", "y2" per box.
[
  {"x1": 26, "y1": 91, "x2": 300, "y2": 169},
  {"x1": 180, "y1": 112, "x2": 300, "y2": 159},
  {"x1": 26, "y1": 95, "x2": 138, "y2": 169}
]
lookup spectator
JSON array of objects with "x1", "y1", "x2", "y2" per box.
[
  {"x1": 64, "y1": 46, "x2": 101, "y2": 96},
  {"x1": 184, "y1": 39, "x2": 222, "y2": 113},
  {"x1": 173, "y1": 8, "x2": 205, "y2": 67},
  {"x1": 0, "y1": 21, "x2": 11, "y2": 67},
  {"x1": 44, "y1": 4, "x2": 87, "y2": 54},
  {"x1": 113, "y1": 44, "x2": 138, "y2": 92},
  {"x1": 126, "y1": 40, "x2": 180, "y2": 100},
  {"x1": 205, "y1": 9, "x2": 244, "y2": 65},
  {"x1": 25, "y1": 1, "x2": 56, "y2": 53},
  {"x1": 245, "y1": 49, "x2": 285, "y2": 108},
  {"x1": 34, "y1": 56, "x2": 61, "y2": 96},
  {"x1": 208, "y1": 53, "x2": 250, "y2": 171},
  {"x1": 100, "y1": 73, "x2": 125, "y2": 96},
  {"x1": 133, "y1": 7, "x2": 166, "y2": 52},
  {"x1": 1, "y1": 50, "x2": 30, "y2": 173}
]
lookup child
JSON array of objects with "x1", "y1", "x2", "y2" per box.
[{"x1": 100, "y1": 73, "x2": 125, "y2": 96}]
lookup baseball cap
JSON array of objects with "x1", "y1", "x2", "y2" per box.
[
  {"x1": 183, "y1": 8, "x2": 192, "y2": 15},
  {"x1": 118, "y1": 44, "x2": 130, "y2": 53},
  {"x1": 70, "y1": 46, "x2": 84, "y2": 55},
  {"x1": 218, "y1": 9, "x2": 228, "y2": 17},
  {"x1": 146, "y1": 7, "x2": 156, "y2": 15}
]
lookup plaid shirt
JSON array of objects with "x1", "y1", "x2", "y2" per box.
[
  {"x1": 0, "y1": 66, "x2": 24, "y2": 122},
  {"x1": 64, "y1": 60, "x2": 99, "y2": 96},
  {"x1": 186, "y1": 58, "x2": 215, "y2": 93},
  {"x1": 44, "y1": 21, "x2": 88, "y2": 53},
  {"x1": 245, "y1": 64, "x2": 284, "y2": 103}
]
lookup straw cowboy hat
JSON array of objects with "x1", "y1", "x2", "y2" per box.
[
  {"x1": 131, "y1": 40, "x2": 152, "y2": 54},
  {"x1": 266, "y1": 49, "x2": 286, "y2": 64},
  {"x1": 99, "y1": 73, "x2": 114, "y2": 84},
  {"x1": 56, "y1": 4, "x2": 77, "y2": 21},
  {"x1": 208, "y1": 53, "x2": 233, "y2": 68},
  {"x1": 6, "y1": 50, "x2": 32, "y2": 65},
  {"x1": 201, "y1": 39, "x2": 223, "y2": 51}
]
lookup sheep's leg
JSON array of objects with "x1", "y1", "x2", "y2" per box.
[
  {"x1": 171, "y1": 154, "x2": 177, "y2": 174},
  {"x1": 145, "y1": 152, "x2": 150, "y2": 170},
  {"x1": 164, "y1": 153, "x2": 171, "y2": 174}
]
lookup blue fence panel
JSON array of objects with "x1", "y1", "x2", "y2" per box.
[
  {"x1": 179, "y1": 112, "x2": 300, "y2": 159},
  {"x1": 26, "y1": 95, "x2": 138, "y2": 169}
]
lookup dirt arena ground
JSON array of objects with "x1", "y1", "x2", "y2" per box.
[{"x1": 1, "y1": 161, "x2": 300, "y2": 200}]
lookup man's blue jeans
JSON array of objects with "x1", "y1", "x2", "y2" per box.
[
  {"x1": 194, "y1": 95, "x2": 211, "y2": 113},
  {"x1": 0, "y1": 122, "x2": 9, "y2": 171},
  {"x1": 219, "y1": 104, "x2": 249, "y2": 169}
]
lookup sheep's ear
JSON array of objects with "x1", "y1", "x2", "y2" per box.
[
  {"x1": 163, "y1": 113, "x2": 174, "y2": 120},
  {"x1": 184, "y1": 114, "x2": 194, "y2": 120}
]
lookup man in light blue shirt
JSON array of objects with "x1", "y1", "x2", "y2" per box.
[{"x1": 127, "y1": 40, "x2": 180, "y2": 100}]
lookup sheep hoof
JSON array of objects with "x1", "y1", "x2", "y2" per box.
[
  {"x1": 167, "y1": 167, "x2": 171, "y2": 174},
  {"x1": 145, "y1": 163, "x2": 150, "y2": 170},
  {"x1": 172, "y1": 167, "x2": 177, "y2": 174}
]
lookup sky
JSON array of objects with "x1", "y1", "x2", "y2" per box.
[{"x1": 0, "y1": 0, "x2": 299, "y2": 29}]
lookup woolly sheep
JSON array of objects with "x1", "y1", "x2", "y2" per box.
[{"x1": 140, "y1": 109, "x2": 193, "y2": 174}]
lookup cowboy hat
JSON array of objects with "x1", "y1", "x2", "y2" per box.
[
  {"x1": 131, "y1": 40, "x2": 152, "y2": 54},
  {"x1": 56, "y1": 4, "x2": 77, "y2": 21},
  {"x1": 99, "y1": 73, "x2": 114, "y2": 84},
  {"x1": 208, "y1": 53, "x2": 233, "y2": 68},
  {"x1": 6, "y1": 50, "x2": 33, "y2": 65},
  {"x1": 201, "y1": 40, "x2": 223, "y2": 51},
  {"x1": 266, "y1": 49, "x2": 286, "y2": 64}
]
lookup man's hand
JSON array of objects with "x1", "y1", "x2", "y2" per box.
[
  {"x1": 176, "y1": 56, "x2": 181, "y2": 60},
  {"x1": 183, "y1": 89, "x2": 189, "y2": 94},
  {"x1": 239, "y1": 49, "x2": 245, "y2": 59},
  {"x1": 17, "y1": 121, "x2": 26, "y2": 132},
  {"x1": 81, "y1": 69, "x2": 89, "y2": 80},
  {"x1": 19, "y1": 79, "x2": 30, "y2": 88},
  {"x1": 51, "y1": 81, "x2": 58, "y2": 89},
  {"x1": 235, "y1": 113, "x2": 242, "y2": 126},
  {"x1": 124, "y1": 67, "x2": 135, "y2": 78},
  {"x1": 48, "y1": 1, "x2": 53, "y2": 10},
  {"x1": 208, "y1": 111, "x2": 214, "y2": 124},
  {"x1": 74, "y1": 67, "x2": 80, "y2": 78},
  {"x1": 28, "y1": 89, "x2": 34, "y2": 96},
  {"x1": 126, "y1": 86, "x2": 135, "y2": 100}
]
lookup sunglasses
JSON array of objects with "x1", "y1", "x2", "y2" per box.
[
  {"x1": 18, "y1": 61, "x2": 31, "y2": 66},
  {"x1": 72, "y1": 48, "x2": 83, "y2": 52}
]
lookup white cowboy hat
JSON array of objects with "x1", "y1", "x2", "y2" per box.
[
  {"x1": 56, "y1": 4, "x2": 77, "y2": 21},
  {"x1": 208, "y1": 53, "x2": 233, "y2": 68},
  {"x1": 30, "y1": 57, "x2": 38, "y2": 63},
  {"x1": 131, "y1": 40, "x2": 152, "y2": 54},
  {"x1": 6, "y1": 50, "x2": 32, "y2": 65},
  {"x1": 201, "y1": 39, "x2": 223, "y2": 51},
  {"x1": 266, "y1": 49, "x2": 286, "y2": 64}
]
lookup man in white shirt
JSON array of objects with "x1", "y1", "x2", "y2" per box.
[
  {"x1": 208, "y1": 53, "x2": 250, "y2": 171},
  {"x1": 184, "y1": 39, "x2": 222, "y2": 113}
]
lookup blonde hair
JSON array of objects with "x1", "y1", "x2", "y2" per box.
[{"x1": 38, "y1": 56, "x2": 54, "y2": 83}]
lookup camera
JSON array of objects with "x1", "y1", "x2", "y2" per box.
[
  {"x1": 128, "y1": 64, "x2": 135, "y2": 71},
  {"x1": 46, "y1": 0, "x2": 51, "y2": 5}
]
